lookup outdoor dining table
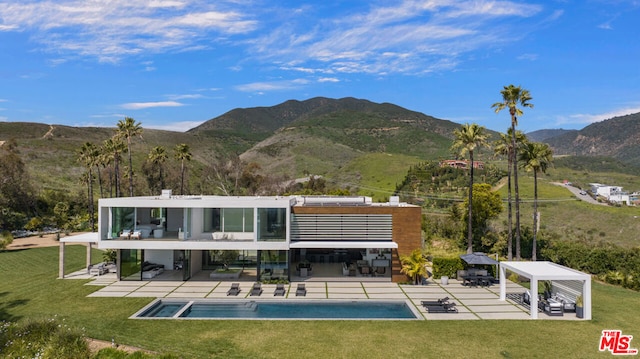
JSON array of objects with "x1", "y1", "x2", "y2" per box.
[{"x1": 461, "y1": 275, "x2": 495, "y2": 287}]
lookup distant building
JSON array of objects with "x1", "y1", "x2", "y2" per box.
[{"x1": 439, "y1": 159, "x2": 485, "y2": 170}]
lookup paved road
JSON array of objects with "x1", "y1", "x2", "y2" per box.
[{"x1": 552, "y1": 182, "x2": 607, "y2": 206}]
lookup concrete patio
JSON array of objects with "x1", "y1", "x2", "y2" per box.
[{"x1": 74, "y1": 271, "x2": 583, "y2": 320}]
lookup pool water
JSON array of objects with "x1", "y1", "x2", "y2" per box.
[{"x1": 134, "y1": 300, "x2": 420, "y2": 320}]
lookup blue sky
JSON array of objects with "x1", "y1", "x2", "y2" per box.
[{"x1": 0, "y1": 0, "x2": 639, "y2": 133}]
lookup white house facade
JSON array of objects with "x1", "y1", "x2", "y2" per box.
[{"x1": 84, "y1": 192, "x2": 421, "y2": 283}]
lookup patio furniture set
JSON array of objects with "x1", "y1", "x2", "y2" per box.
[
  {"x1": 226, "y1": 283, "x2": 305, "y2": 297},
  {"x1": 420, "y1": 297, "x2": 458, "y2": 313},
  {"x1": 522, "y1": 290, "x2": 576, "y2": 316}
]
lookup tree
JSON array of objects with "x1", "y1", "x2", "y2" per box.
[
  {"x1": 78, "y1": 142, "x2": 99, "y2": 231},
  {"x1": 116, "y1": 117, "x2": 143, "y2": 197},
  {"x1": 102, "y1": 136, "x2": 126, "y2": 198},
  {"x1": 174, "y1": 143, "x2": 192, "y2": 195},
  {"x1": 0, "y1": 139, "x2": 35, "y2": 230},
  {"x1": 492, "y1": 85, "x2": 533, "y2": 260},
  {"x1": 519, "y1": 141, "x2": 553, "y2": 261},
  {"x1": 461, "y1": 183, "x2": 503, "y2": 253},
  {"x1": 493, "y1": 129, "x2": 527, "y2": 261},
  {"x1": 400, "y1": 248, "x2": 427, "y2": 285},
  {"x1": 451, "y1": 123, "x2": 490, "y2": 254},
  {"x1": 144, "y1": 146, "x2": 168, "y2": 195}
]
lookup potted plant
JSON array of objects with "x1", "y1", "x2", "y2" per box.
[{"x1": 575, "y1": 295, "x2": 584, "y2": 318}]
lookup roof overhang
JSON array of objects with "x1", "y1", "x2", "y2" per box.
[
  {"x1": 500, "y1": 261, "x2": 590, "y2": 281},
  {"x1": 289, "y1": 241, "x2": 398, "y2": 249},
  {"x1": 60, "y1": 232, "x2": 99, "y2": 243}
]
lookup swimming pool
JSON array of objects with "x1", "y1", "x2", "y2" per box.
[{"x1": 132, "y1": 299, "x2": 423, "y2": 320}]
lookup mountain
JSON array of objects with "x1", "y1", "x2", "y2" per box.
[
  {"x1": 544, "y1": 112, "x2": 640, "y2": 167},
  {"x1": 191, "y1": 97, "x2": 475, "y2": 189},
  {"x1": 526, "y1": 129, "x2": 577, "y2": 142}
]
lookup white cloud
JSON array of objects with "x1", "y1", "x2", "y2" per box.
[
  {"x1": 556, "y1": 106, "x2": 640, "y2": 126},
  {"x1": 235, "y1": 79, "x2": 310, "y2": 92},
  {"x1": 318, "y1": 77, "x2": 339, "y2": 83},
  {"x1": 0, "y1": 1, "x2": 257, "y2": 62},
  {"x1": 167, "y1": 94, "x2": 205, "y2": 100},
  {"x1": 120, "y1": 101, "x2": 184, "y2": 109},
  {"x1": 250, "y1": 0, "x2": 546, "y2": 76},
  {"x1": 517, "y1": 53, "x2": 539, "y2": 61},
  {"x1": 146, "y1": 120, "x2": 205, "y2": 132}
]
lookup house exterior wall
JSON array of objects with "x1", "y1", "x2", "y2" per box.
[
  {"x1": 291, "y1": 205, "x2": 422, "y2": 282},
  {"x1": 96, "y1": 195, "x2": 422, "y2": 283}
]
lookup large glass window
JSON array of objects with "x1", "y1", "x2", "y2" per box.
[
  {"x1": 257, "y1": 208, "x2": 286, "y2": 241},
  {"x1": 259, "y1": 250, "x2": 288, "y2": 281},
  {"x1": 111, "y1": 207, "x2": 135, "y2": 238},
  {"x1": 203, "y1": 208, "x2": 254, "y2": 232},
  {"x1": 120, "y1": 249, "x2": 142, "y2": 280}
]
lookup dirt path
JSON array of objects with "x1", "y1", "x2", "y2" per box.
[{"x1": 6, "y1": 232, "x2": 70, "y2": 250}]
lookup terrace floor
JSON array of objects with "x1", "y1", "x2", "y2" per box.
[{"x1": 70, "y1": 270, "x2": 583, "y2": 320}]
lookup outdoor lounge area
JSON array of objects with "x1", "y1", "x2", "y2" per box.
[
  {"x1": 499, "y1": 261, "x2": 591, "y2": 320},
  {"x1": 70, "y1": 268, "x2": 588, "y2": 320}
]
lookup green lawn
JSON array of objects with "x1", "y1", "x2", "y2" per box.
[
  {"x1": 494, "y1": 174, "x2": 640, "y2": 248},
  {"x1": 1, "y1": 246, "x2": 639, "y2": 358}
]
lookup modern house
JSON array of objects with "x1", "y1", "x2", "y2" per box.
[{"x1": 80, "y1": 192, "x2": 421, "y2": 283}]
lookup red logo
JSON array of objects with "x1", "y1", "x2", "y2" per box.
[{"x1": 600, "y1": 330, "x2": 638, "y2": 355}]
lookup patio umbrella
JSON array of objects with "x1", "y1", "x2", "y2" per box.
[{"x1": 460, "y1": 252, "x2": 499, "y2": 265}]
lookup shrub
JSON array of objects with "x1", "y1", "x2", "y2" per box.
[
  {"x1": 0, "y1": 318, "x2": 90, "y2": 359},
  {"x1": 432, "y1": 257, "x2": 465, "y2": 279}
]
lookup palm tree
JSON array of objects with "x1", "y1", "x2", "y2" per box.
[
  {"x1": 78, "y1": 142, "x2": 98, "y2": 231},
  {"x1": 147, "y1": 146, "x2": 168, "y2": 194},
  {"x1": 492, "y1": 85, "x2": 533, "y2": 260},
  {"x1": 493, "y1": 129, "x2": 527, "y2": 261},
  {"x1": 116, "y1": 117, "x2": 143, "y2": 197},
  {"x1": 451, "y1": 123, "x2": 490, "y2": 254},
  {"x1": 103, "y1": 136, "x2": 127, "y2": 198},
  {"x1": 174, "y1": 143, "x2": 192, "y2": 195},
  {"x1": 519, "y1": 141, "x2": 553, "y2": 261},
  {"x1": 400, "y1": 249, "x2": 428, "y2": 285}
]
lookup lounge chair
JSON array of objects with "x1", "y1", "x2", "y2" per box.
[
  {"x1": 227, "y1": 282, "x2": 241, "y2": 296},
  {"x1": 420, "y1": 297, "x2": 451, "y2": 306},
  {"x1": 250, "y1": 282, "x2": 263, "y2": 296},
  {"x1": 119, "y1": 229, "x2": 132, "y2": 239},
  {"x1": 274, "y1": 283, "x2": 286, "y2": 296},
  {"x1": 425, "y1": 303, "x2": 458, "y2": 313},
  {"x1": 130, "y1": 231, "x2": 142, "y2": 240},
  {"x1": 295, "y1": 283, "x2": 307, "y2": 296}
]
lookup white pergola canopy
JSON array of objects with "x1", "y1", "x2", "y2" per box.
[{"x1": 499, "y1": 261, "x2": 591, "y2": 320}]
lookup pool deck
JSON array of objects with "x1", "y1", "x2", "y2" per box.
[{"x1": 75, "y1": 271, "x2": 581, "y2": 320}]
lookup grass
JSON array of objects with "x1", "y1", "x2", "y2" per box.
[
  {"x1": 493, "y1": 172, "x2": 640, "y2": 248},
  {"x1": 2, "y1": 246, "x2": 640, "y2": 358}
]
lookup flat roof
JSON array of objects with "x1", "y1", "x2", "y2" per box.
[
  {"x1": 61, "y1": 232, "x2": 99, "y2": 243},
  {"x1": 500, "y1": 261, "x2": 590, "y2": 280}
]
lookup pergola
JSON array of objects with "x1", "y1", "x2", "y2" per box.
[
  {"x1": 58, "y1": 232, "x2": 99, "y2": 278},
  {"x1": 499, "y1": 261, "x2": 591, "y2": 320}
]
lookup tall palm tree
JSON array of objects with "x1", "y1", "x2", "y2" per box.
[
  {"x1": 400, "y1": 249, "x2": 428, "y2": 285},
  {"x1": 103, "y1": 136, "x2": 127, "y2": 198},
  {"x1": 147, "y1": 146, "x2": 168, "y2": 194},
  {"x1": 451, "y1": 123, "x2": 490, "y2": 254},
  {"x1": 116, "y1": 117, "x2": 143, "y2": 197},
  {"x1": 492, "y1": 85, "x2": 533, "y2": 260},
  {"x1": 493, "y1": 129, "x2": 527, "y2": 261},
  {"x1": 519, "y1": 141, "x2": 553, "y2": 261},
  {"x1": 78, "y1": 142, "x2": 98, "y2": 231},
  {"x1": 174, "y1": 143, "x2": 192, "y2": 195}
]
